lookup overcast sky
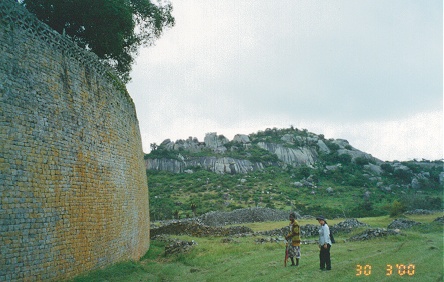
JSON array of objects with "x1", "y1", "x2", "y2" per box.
[{"x1": 127, "y1": 0, "x2": 443, "y2": 162}]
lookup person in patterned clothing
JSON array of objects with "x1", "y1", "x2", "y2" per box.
[{"x1": 285, "y1": 212, "x2": 301, "y2": 266}]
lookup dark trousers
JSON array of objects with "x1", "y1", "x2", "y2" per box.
[{"x1": 319, "y1": 244, "x2": 331, "y2": 270}]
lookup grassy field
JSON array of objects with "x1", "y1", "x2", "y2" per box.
[{"x1": 71, "y1": 213, "x2": 443, "y2": 282}]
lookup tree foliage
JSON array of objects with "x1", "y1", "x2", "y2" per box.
[
  {"x1": 22, "y1": 0, "x2": 174, "y2": 82},
  {"x1": 388, "y1": 200, "x2": 406, "y2": 217}
]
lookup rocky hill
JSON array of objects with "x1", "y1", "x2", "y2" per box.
[
  {"x1": 144, "y1": 127, "x2": 443, "y2": 220},
  {"x1": 146, "y1": 128, "x2": 382, "y2": 174}
]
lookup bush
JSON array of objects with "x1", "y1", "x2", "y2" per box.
[
  {"x1": 393, "y1": 169, "x2": 412, "y2": 183},
  {"x1": 355, "y1": 157, "x2": 369, "y2": 166},
  {"x1": 146, "y1": 148, "x2": 180, "y2": 160},
  {"x1": 325, "y1": 141, "x2": 340, "y2": 151},
  {"x1": 150, "y1": 196, "x2": 176, "y2": 220},
  {"x1": 389, "y1": 200, "x2": 406, "y2": 217},
  {"x1": 349, "y1": 200, "x2": 386, "y2": 217},
  {"x1": 295, "y1": 166, "x2": 311, "y2": 178},
  {"x1": 337, "y1": 154, "x2": 352, "y2": 165},
  {"x1": 380, "y1": 163, "x2": 394, "y2": 173}
]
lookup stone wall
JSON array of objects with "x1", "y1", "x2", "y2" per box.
[
  {"x1": 0, "y1": 1, "x2": 149, "y2": 281},
  {"x1": 199, "y1": 207, "x2": 296, "y2": 226}
]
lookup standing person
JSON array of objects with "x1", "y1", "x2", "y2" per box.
[
  {"x1": 316, "y1": 215, "x2": 332, "y2": 271},
  {"x1": 285, "y1": 212, "x2": 301, "y2": 266}
]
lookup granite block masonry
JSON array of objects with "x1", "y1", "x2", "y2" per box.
[{"x1": 0, "y1": 1, "x2": 149, "y2": 281}]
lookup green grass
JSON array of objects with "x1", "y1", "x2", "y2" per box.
[{"x1": 70, "y1": 213, "x2": 443, "y2": 282}]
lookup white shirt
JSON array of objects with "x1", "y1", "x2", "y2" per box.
[{"x1": 319, "y1": 224, "x2": 332, "y2": 246}]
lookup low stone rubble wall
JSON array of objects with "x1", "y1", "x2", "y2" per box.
[
  {"x1": 387, "y1": 219, "x2": 421, "y2": 229},
  {"x1": 151, "y1": 217, "x2": 371, "y2": 240},
  {"x1": 433, "y1": 216, "x2": 444, "y2": 224},
  {"x1": 404, "y1": 209, "x2": 439, "y2": 215},
  {"x1": 151, "y1": 235, "x2": 198, "y2": 256},
  {"x1": 348, "y1": 228, "x2": 401, "y2": 241},
  {"x1": 150, "y1": 221, "x2": 253, "y2": 238},
  {"x1": 331, "y1": 218, "x2": 369, "y2": 233},
  {"x1": 198, "y1": 208, "x2": 298, "y2": 226}
]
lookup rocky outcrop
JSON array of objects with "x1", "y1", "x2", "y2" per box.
[
  {"x1": 392, "y1": 162, "x2": 411, "y2": 173},
  {"x1": 145, "y1": 130, "x2": 439, "y2": 187},
  {"x1": 411, "y1": 171, "x2": 431, "y2": 189},
  {"x1": 331, "y1": 139, "x2": 382, "y2": 164},
  {"x1": 332, "y1": 139, "x2": 351, "y2": 148},
  {"x1": 233, "y1": 134, "x2": 250, "y2": 144},
  {"x1": 146, "y1": 156, "x2": 264, "y2": 174},
  {"x1": 257, "y1": 142, "x2": 318, "y2": 167},
  {"x1": 147, "y1": 131, "x2": 327, "y2": 173},
  {"x1": 162, "y1": 137, "x2": 204, "y2": 153},
  {"x1": 147, "y1": 132, "x2": 266, "y2": 174},
  {"x1": 146, "y1": 158, "x2": 185, "y2": 173},
  {"x1": 146, "y1": 141, "x2": 320, "y2": 173},
  {"x1": 364, "y1": 163, "x2": 383, "y2": 176},
  {"x1": 337, "y1": 148, "x2": 381, "y2": 164},
  {"x1": 188, "y1": 157, "x2": 263, "y2": 174},
  {"x1": 204, "y1": 132, "x2": 229, "y2": 152},
  {"x1": 317, "y1": 140, "x2": 331, "y2": 154}
]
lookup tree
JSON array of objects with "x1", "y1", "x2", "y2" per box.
[
  {"x1": 190, "y1": 203, "x2": 197, "y2": 217},
  {"x1": 173, "y1": 210, "x2": 179, "y2": 220},
  {"x1": 22, "y1": 0, "x2": 174, "y2": 83},
  {"x1": 150, "y1": 143, "x2": 158, "y2": 151},
  {"x1": 389, "y1": 200, "x2": 405, "y2": 217}
]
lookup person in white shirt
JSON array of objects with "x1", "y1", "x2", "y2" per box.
[{"x1": 316, "y1": 215, "x2": 332, "y2": 270}]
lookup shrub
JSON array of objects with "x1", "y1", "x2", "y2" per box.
[
  {"x1": 295, "y1": 166, "x2": 311, "y2": 178},
  {"x1": 325, "y1": 141, "x2": 340, "y2": 151},
  {"x1": 355, "y1": 157, "x2": 369, "y2": 166},
  {"x1": 393, "y1": 169, "x2": 412, "y2": 183},
  {"x1": 380, "y1": 163, "x2": 394, "y2": 173},
  {"x1": 349, "y1": 200, "x2": 386, "y2": 217},
  {"x1": 150, "y1": 196, "x2": 175, "y2": 220},
  {"x1": 146, "y1": 148, "x2": 180, "y2": 160},
  {"x1": 389, "y1": 200, "x2": 406, "y2": 217},
  {"x1": 337, "y1": 154, "x2": 352, "y2": 165}
]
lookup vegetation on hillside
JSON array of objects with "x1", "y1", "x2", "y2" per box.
[{"x1": 145, "y1": 127, "x2": 443, "y2": 221}]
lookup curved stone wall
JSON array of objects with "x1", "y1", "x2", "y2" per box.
[{"x1": 0, "y1": 1, "x2": 149, "y2": 281}]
